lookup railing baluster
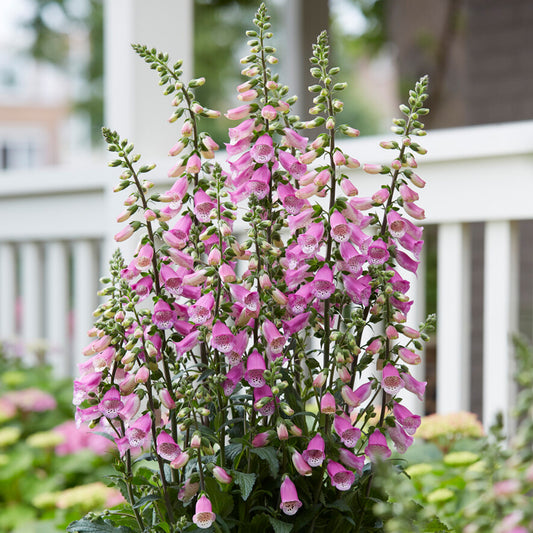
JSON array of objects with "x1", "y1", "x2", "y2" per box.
[
  {"x1": 0, "y1": 243, "x2": 17, "y2": 342},
  {"x1": 436, "y1": 223, "x2": 471, "y2": 413},
  {"x1": 483, "y1": 221, "x2": 519, "y2": 429}
]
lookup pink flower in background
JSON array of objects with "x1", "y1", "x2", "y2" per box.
[{"x1": 54, "y1": 420, "x2": 113, "y2": 456}]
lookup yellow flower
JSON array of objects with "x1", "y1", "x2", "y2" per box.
[{"x1": 0, "y1": 426, "x2": 21, "y2": 447}]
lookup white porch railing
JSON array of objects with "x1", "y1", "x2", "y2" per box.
[{"x1": 1, "y1": 120, "x2": 532, "y2": 432}]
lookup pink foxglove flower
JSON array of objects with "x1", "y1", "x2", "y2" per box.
[
  {"x1": 365, "y1": 430, "x2": 391, "y2": 461},
  {"x1": 98, "y1": 387, "x2": 124, "y2": 418},
  {"x1": 382, "y1": 363, "x2": 405, "y2": 396},
  {"x1": 392, "y1": 402, "x2": 421, "y2": 435},
  {"x1": 339, "y1": 448, "x2": 365, "y2": 474},
  {"x1": 193, "y1": 190, "x2": 216, "y2": 223},
  {"x1": 330, "y1": 211, "x2": 351, "y2": 243},
  {"x1": 252, "y1": 431, "x2": 271, "y2": 448},
  {"x1": 341, "y1": 381, "x2": 372, "y2": 408},
  {"x1": 251, "y1": 134, "x2": 274, "y2": 164},
  {"x1": 228, "y1": 118, "x2": 255, "y2": 142},
  {"x1": 225, "y1": 104, "x2": 251, "y2": 120},
  {"x1": 175, "y1": 330, "x2": 201, "y2": 358},
  {"x1": 210, "y1": 322, "x2": 235, "y2": 354},
  {"x1": 279, "y1": 150, "x2": 307, "y2": 179},
  {"x1": 400, "y1": 372, "x2": 427, "y2": 401},
  {"x1": 245, "y1": 350, "x2": 267, "y2": 388},
  {"x1": 125, "y1": 413, "x2": 152, "y2": 448},
  {"x1": 156, "y1": 431, "x2": 181, "y2": 461},
  {"x1": 153, "y1": 300, "x2": 176, "y2": 330},
  {"x1": 302, "y1": 433, "x2": 326, "y2": 467},
  {"x1": 292, "y1": 451, "x2": 312, "y2": 476},
  {"x1": 327, "y1": 460, "x2": 356, "y2": 491},
  {"x1": 262, "y1": 319, "x2": 286, "y2": 355},
  {"x1": 193, "y1": 494, "x2": 216, "y2": 529},
  {"x1": 213, "y1": 466, "x2": 232, "y2": 484},
  {"x1": 312, "y1": 265, "x2": 335, "y2": 300},
  {"x1": 388, "y1": 422, "x2": 414, "y2": 454},
  {"x1": 367, "y1": 239, "x2": 390, "y2": 265},
  {"x1": 223, "y1": 363, "x2": 244, "y2": 396},
  {"x1": 283, "y1": 127, "x2": 308, "y2": 152},
  {"x1": 277, "y1": 183, "x2": 306, "y2": 215},
  {"x1": 297, "y1": 222, "x2": 324, "y2": 256},
  {"x1": 188, "y1": 293, "x2": 215, "y2": 324},
  {"x1": 135, "y1": 244, "x2": 154, "y2": 271},
  {"x1": 163, "y1": 214, "x2": 193, "y2": 249},
  {"x1": 398, "y1": 347, "x2": 421, "y2": 365},
  {"x1": 253, "y1": 385, "x2": 276, "y2": 416},
  {"x1": 333, "y1": 415, "x2": 361, "y2": 448},
  {"x1": 279, "y1": 476, "x2": 302, "y2": 516},
  {"x1": 320, "y1": 392, "x2": 336, "y2": 414}
]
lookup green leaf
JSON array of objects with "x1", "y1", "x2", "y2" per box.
[
  {"x1": 225, "y1": 442, "x2": 243, "y2": 462},
  {"x1": 233, "y1": 471, "x2": 256, "y2": 501},
  {"x1": 132, "y1": 493, "x2": 160, "y2": 509},
  {"x1": 205, "y1": 477, "x2": 234, "y2": 518},
  {"x1": 67, "y1": 517, "x2": 134, "y2": 532},
  {"x1": 268, "y1": 516, "x2": 293, "y2": 533},
  {"x1": 250, "y1": 446, "x2": 279, "y2": 478}
]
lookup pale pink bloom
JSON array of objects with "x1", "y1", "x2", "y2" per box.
[
  {"x1": 339, "y1": 448, "x2": 364, "y2": 474},
  {"x1": 160, "y1": 389, "x2": 175, "y2": 410},
  {"x1": 400, "y1": 372, "x2": 426, "y2": 401},
  {"x1": 219, "y1": 263, "x2": 236, "y2": 283},
  {"x1": 333, "y1": 150, "x2": 346, "y2": 166},
  {"x1": 156, "y1": 431, "x2": 181, "y2": 461},
  {"x1": 237, "y1": 89, "x2": 258, "y2": 101},
  {"x1": 367, "y1": 239, "x2": 390, "y2": 265},
  {"x1": 297, "y1": 222, "x2": 324, "y2": 255},
  {"x1": 194, "y1": 190, "x2": 216, "y2": 223},
  {"x1": 386, "y1": 325, "x2": 399, "y2": 339},
  {"x1": 228, "y1": 118, "x2": 254, "y2": 143},
  {"x1": 398, "y1": 347, "x2": 421, "y2": 365},
  {"x1": 168, "y1": 140, "x2": 186, "y2": 156},
  {"x1": 252, "y1": 431, "x2": 271, "y2": 447},
  {"x1": 135, "y1": 244, "x2": 154, "y2": 271},
  {"x1": 153, "y1": 300, "x2": 176, "y2": 329},
  {"x1": 381, "y1": 364, "x2": 405, "y2": 396},
  {"x1": 125, "y1": 413, "x2": 151, "y2": 448},
  {"x1": 292, "y1": 451, "x2": 312, "y2": 476},
  {"x1": 393, "y1": 402, "x2": 421, "y2": 435},
  {"x1": 338, "y1": 366, "x2": 351, "y2": 383},
  {"x1": 210, "y1": 322, "x2": 235, "y2": 354},
  {"x1": 213, "y1": 466, "x2": 232, "y2": 484},
  {"x1": 279, "y1": 476, "x2": 302, "y2": 515},
  {"x1": 363, "y1": 163, "x2": 385, "y2": 174},
  {"x1": 170, "y1": 451, "x2": 190, "y2": 470},
  {"x1": 168, "y1": 159, "x2": 186, "y2": 178},
  {"x1": 341, "y1": 178, "x2": 358, "y2": 196},
  {"x1": 262, "y1": 319, "x2": 286, "y2": 354},
  {"x1": 399, "y1": 183, "x2": 419, "y2": 202},
  {"x1": 327, "y1": 460, "x2": 356, "y2": 491},
  {"x1": 98, "y1": 387, "x2": 124, "y2": 418},
  {"x1": 387, "y1": 210, "x2": 407, "y2": 238},
  {"x1": 298, "y1": 169, "x2": 318, "y2": 185},
  {"x1": 188, "y1": 293, "x2": 215, "y2": 324},
  {"x1": 261, "y1": 104, "x2": 277, "y2": 120},
  {"x1": 279, "y1": 150, "x2": 307, "y2": 178},
  {"x1": 251, "y1": 134, "x2": 274, "y2": 164},
  {"x1": 131, "y1": 276, "x2": 153, "y2": 301},
  {"x1": 277, "y1": 423, "x2": 289, "y2": 440},
  {"x1": 409, "y1": 172, "x2": 426, "y2": 188},
  {"x1": 365, "y1": 430, "x2": 391, "y2": 461},
  {"x1": 372, "y1": 188, "x2": 389, "y2": 205},
  {"x1": 245, "y1": 350, "x2": 267, "y2": 388},
  {"x1": 283, "y1": 128, "x2": 308, "y2": 152},
  {"x1": 341, "y1": 381, "x2": 372, "y2": 407},
  {"x1": 225, "y1": 104, "x2": 251, "y2": 120},
  {"x1": 388, "y1": 422, "x2": 413, "y2": 453},
  {"x1": 334, "y1": 415, "x2": 361, "y2": 448},
  {"x1": 114, "y1": 224, "x2": 135, "y2": 242},
  {"x1": 313, "y1": 169, "x2": 331, "y2": 187},
  {"x1": 404, "y1": 202, "x2": 425, "y2": 220},
  {"x1": 135, "y1": 366, "x2": 149, "y2": 384},
  {"x1": 299, "y1": 150, "x2": 318, "y2": 164},
  {"x1": 287, "y1": 209, "x2": 314, "y2": 234},
  {"x1": 225, "y1": 137, "x2": 251, "y2": 157},
  {"x1": 345, "y1": 156, "x2": 360, "y2": 168},
  {"x1": 349, "y1": 197, "x2": 374, "y2": 211},
  {"x1": 193, "y1": 494, "x2": 216, "y2": 529},
  {"x1": 186, "y1": 154, "x2": 201, "y2": 174},
  {"x1": 313, "y1": 372, "x2": 326, "y2": 388},
  {"x1": 320, "y1": 392, "x2": 336, "y2": 414},
  {"x1": 73, "y1": 373, "x2": 102, "y2": 405},
  {"x1": 302, "y1": 433, "x2": 326, "y2": 467},
  {"x1": 295, "y1": 183, "x2": 319, "y2": 199}
]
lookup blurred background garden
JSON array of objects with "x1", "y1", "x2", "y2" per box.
[{"x1": 1, "y1": 0, "x2": 533, "y2": 530}]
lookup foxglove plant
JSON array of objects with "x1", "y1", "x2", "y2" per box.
[{"x1": 69, "y1": 4, "x2": 434, "y2": 532}]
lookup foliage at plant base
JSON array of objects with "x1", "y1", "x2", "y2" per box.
[
  {"x1": 374, "y1": 337, "x2": 533, "y2": 532},
  {"x1": 0, "y1": 343, "x2": 120, "y2": 533},
  {"x1": 68, "y1": 2, "x2": 434, "y2": 531}
]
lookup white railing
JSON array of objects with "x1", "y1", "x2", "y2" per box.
[{"x1": 1, "y1": 120, "x2": 532, "y2": 431}]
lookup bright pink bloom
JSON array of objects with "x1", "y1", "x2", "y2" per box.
[
  {"x1": 367, "y1": 239, "x2": 390, "y2": 265},
  {"x1": 330, "y1": 211, "x2": 351, "y2": 243},
  {"x1": 279, "y1": 150, "x2": 306, "y2": 178},
  {"x1": 292, "y1": 451, "x2": 312, "y2": 476},
  {"x1": 262, "y1": 319, "x2": 286, "y2": 355},
  {"x1": 247, "y1": 165, "x2": 270, "y2": 199},
  {"x1": 388, "y1": 422, "x2": 413, "y2": 453},
  {"x1": 135, "y1": 244, "x2": 154, "y2": 271},
  {"x1": 225, "y1": 104, "x2": 251, "y2": 120},
  {"x1": 131, "y1": 276, "x2": 153, "y2": 301},
  {"x1": 245, "y1": 350, "x2": 267, "y2": 388},
  {"x1": 219, "y1": 263, "x2": 237, "y2": 283},
  {"x1": 261, "y1": 104, "x2": 277, "y2": 120},
  {"x1": 194, "y1": 190, "x2": 216, "y2": 223},
  {"x1": 297, "y1": 222, "x2": 324, "y2": 256},
  {"x1": 277, "y1": 183, "x2": 306, "y2": 215},
  {"x1": 226, "y1": 331, "x2": 248, "y2": 366},
  {"x1": 396, "y1": 250, "x2": 420, "y2": 274},
  {"x1": 252, "y1": 431, "x2": 271, "y2": 447},
  {"x1": 153, "y1": 300, "x2": 176, "y2": 329},
  {"x1": 334, "y1": 415, "x2": 361, "y2": 448},
  {"x1": 339, "y1": 448, "x2": 365, "y2": 474},
  {"x1": 302, "y1": 433, "x2": 326, "y2": 467},
  {"x1": 213, "y1": 466, "x2": 233, "y2": 484},
  {"x1": 188, "y1": 293, "x2": 215, "y2": 324},
  {"x1": 186, "y1": 153, "x2": 201, "y2": 174},
  {"x1": 210, "y1": 322, "x2": 235, "y2": 354},
  {"x1": 225, "y1": 137, "x2": 251, "y2": 157},
  {"x1": 382, "y1": 363, "x2": 405, "y2": 396},
  {"x1": 282, "y1": 313, "x2": 311, "y2": 336},
  {"x1": 126, "y1": 413, "x2": 152, "y2": 448},
  {"x1": 279, "y1": 476, "x2": 302, "y2": 516},
  {"x1": 228, "y1": 118, "x2": 255, "y2": 142},
  {"x1": 175, "y1": 330, "x2": 201, "y2": 358},
  {"x1": 223, "y1": 363, "x2": 244, "y2": 396},
  {"x1": 365, "y1": 430, "x2": 391, "y2": 461},
  {"x1": 340, "y1": 178, "x2": 358, "y2": 196},
  {"x1": 398, "y1": 347, "x2": 421, "y2": 365},
  {"x1": 341, "y1": 381, "x2": 372, "y2": 407},
  {"x1": 251, "y1": 134, "x2": 274, "y2": 164},
  {"x1": 312, "y1": 265, "x2": 335, "y2": 300},
  {"x1": 287, "y1": 209, "x2": 314, "y2": 234},
  {"x1": 98, "y1": 387, "x2": 123, "y2": 418},
  {"x1": 387, "y1": 211, "x2": 407, "y2": 238},
  {"x1": 404, "y1": 202, "x2": 425, "y2": 220},
  {"x1": 344, "y1": 274, "x2": 372, "y2": 306},
  {"x1": 193, "y1": 494, "x2": 216, "y2": 529},
  {"x1": 393, "y1": 402, "x2": 421, "y2": 435},
  {"x1": 338, "y1": 366, "x2": 351, "y2": 383},
  {"x1": 320, "y1": 392, "x2": 336, "y2": 414},
  {"x1": 339, "y1": 242, "x2": 366, "y2": 276},
  {"x1": 400, "y1": 372, "x2": 427, "y2": 401},
  {"x1": 372, "y1": 188, "x2": 390, "y2": 205},
  {"x1": 283, "y1": 128, "x2": 308, "y2": 152},
  {"x1": 327, "y1": 460, "x2": 356, "y2": 491},
  {"x1": 398, "y1": 232, "x2": 423, "y2": 259},
  {"x1": 163, "y1": 214, "x2": 193, "y2": 249},
  {"x1": 366, "y1": 338, "x2": 383, "y2": 355},
  {"x1": 156, "y1": 431, "x2": 181, "y2": 461},
  {"x1": 253, "y1": 385, "x2": 276, "y2": 416}
]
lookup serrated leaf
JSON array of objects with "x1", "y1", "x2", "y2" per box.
[
  {"x1": 132, "y1": 493, "x2": 160, "y2": 509},
  {"x1": 233, "y1": 471, "x2": 256, "y2": 501},
  {"x1": 268, "y1": 516, "x2": 293, "y2": 533},
  {"x1": 225, "y1": 442, "x2": 243, "y2": 462},
  {"x1": 251, "y1": 447, "x2": 279, "y2": 478}
]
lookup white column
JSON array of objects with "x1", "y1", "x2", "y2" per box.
[
  {"x1": 104, "y1": 0, "x2": 194, "y2": 160},
  {"x1": 436, "y1": 223, "x2": 471, "y2": 413},
  {"x1": 483, "y1": 221, "x2": 518, "y2": 430},
  {"x1": 20, "y1": 242, "x2": 44, "y2": 366},
  {"x1": 73, "y1": 240, "x2": 99, "y2": 374},
  {"x1": 402, "y1": 248, "x2": 427, "y2": 415},
  {"x1": 0, "y1": 243, "x2": 17, "y2": 341},
  {"x1": 45, "y1": 242, "x2": 70, "y2": 377}
]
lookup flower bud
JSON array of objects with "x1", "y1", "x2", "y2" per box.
[
  {"x1": 213, "y1": 466, "x2": 232, "y2": 484},
  {"x1": 135, "y1": 366, "x2": 149, "y2": 384},
  {"x1": 190, "y1": 433, "x2": 202, "y2": 449}
]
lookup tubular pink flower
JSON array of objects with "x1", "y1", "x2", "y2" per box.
[
  {"x1": 302, "y1": 433, "x2": 326, "y2": 467},
  {"x1": 245, "y1": 350, "x2": 267, "y2": 388},
  {"x1": 237, "y1": 89, "x2": 258, "y2": 101},
  {"x1": 344, "y1": 274, "x2": 372, "y2": 306},
  {"x1": 372, "y1": 188, "x2": 390, "y2": 205},
  {"x1": 225, "y1": 137, "x2": 251, "y2": 157},
  {"x1": 282, "y1": 312, "x2": 311, "y2": 336},
  {"x1": 253, "y1": 385, "x2": 276, "y2": 416},
  {"x1": 279, "y1": 476, "x2": 302, "y2": 515},
  {"x1": 163, "y1": 214, "x2": 193, "y2": 249},
  {"x1": 346, "y1": 156, "x2": 360, "y2": 168},
  {"x1": 193, "y1": 494, "x2": 216, "y2": 529},
  {"x1": 223, "y1": 363, "x2": 244, "y2": 396},
  {"x1": 339, "y1": 242, "x2": 366, "y2": 276},
  {"x1": 279, "y1": 150, "x2": 307, "y2": 178},
  {"x1": 338, "y1": 366, "x2": 351, "y2": 383},
  {"x1": 247, "y1": 165, "x2": 270, "y2": 199},
  {"x1": 299, "y1": 150, "x2": 318, "y2": 165},
  {"x1": 409, "y1": 172, "x2": 426, "y2": 188},
  {"x1": 159, "y1": 389, "x2": 175, "y2": 410},
  {"x1": 340, "y1": 178, "x2": 358, "y2": 196},
  {"x1": 226, "y1": 330, "x2": 248, "y2": 366},
  {"x1": 363, "y1": 163, "x2": 384, "y2": 174},
  {"x1": 194, "y1": 190, "x2": 216, "y2": 223},
  {"x1": 382, "y1": 363, "x2": 405, "y2": 396},
  {"x1": 312, "y1": 265, "x2": 335, "y2": 300},
  {"x1": 292, "y1": 451, "x2": 312, "y2": 476},
  {"x1": 395, "y1": 250, "x2": 420, "y2": 274},
  {"x1": 398, "y1": 347, "x2": 421, "y2": 365},
  {"x1": 339, "y1": 448, "x2": 365, "y2": 474},
  {"x1": 156, "y1": 431, "x2": 181, "y2": 461},
  {"x1": 388, "y1": 422, "x2": 414, "y2": 453},
  {"x1": 114, "y1": 224, "x2": 135, "y2": 242},
  {"x1": 261, "y1": 104, "x2": 277, "y2": 120},
  {"x1": 252, "y1": 431, "x2": 271, "y2": 447},
  {"x1": 333, "y1": 150, "x2": 346, "y2": 166},
  {"x1": 213, "y1": 466, "x2": 233, "y2": 484},
  {"x1": 334, "y1": 415, "x2": 361, "y2": 448},
  {"x1": 287, "y1": 209, "x2": 314, "y2": 234},
  {"x1": 278, "y1": 183, "x2": 306, "y2": 215},
  {"x1": 170, "y1": 451, "x2": 190, "y2": 471},
  {"x1": 168, "y1": 140, "x2": 186, "y2": 156},
  {"x1": 313, "y1": 372, "x2": 326, "y2": 388},
  {"x1": 126, "y1": 413, "x2": 151, "y2": 448},
  {"x1": 330, "y1": 211, "x2": 351, "y2": 243},
  {"x1": 398, "y1": 233, "x2": 423, "y2": 258},
  {"x1": 153, "y1": 300, "x2": 176, "y2": 329},
  {"x1": 277, "y1": 422, "x2": 289, "y2": 440},
  {"x1": 131, "y1": 276, "x2": 153, "y2": 301},
  {"x1": 188, "y1": 293, "x2": 215, "y2": 325},
  {"x1": 385, "y1": 325, "x2": 398, "y2": 339},
  {"x1": 297, "y1": 222, "x2": 324, "y2": 256},
  {"x1": 175, "y1": 330, "x2": 201, "y2": 358},
  {"x1": 365, "y1": 430, "x2": 391, "y2": 461},
  {"x1": 320, "y1": 392, "x2": 336, "y2": 414},
  {"x1": 349, "y1": 197, "x2": 374, "y2": 211},
  {"x1": 400, "y1": 372, "x2": 427, "y2": 401},
  {"x1": 393, "y1": 402, "x2": 421, "y2": 435},
  {"x1": 98, "y1": 387, "x2": 124, "y2": 418},
  {"x1": 404, "y1": 202, "x2": 426, "y2": 220},
  {"x1": 341, "y1": 381, "x2": 372, "y2": 407},
  {"x1": 135, "y1": 244, "x2": 154, "y2": 271},
  {"x1": 262, "y1": 319, "x2": 286, "y2": 354},
  {"x1": 135, "y1": 366, "x2": 149, "y2": 383},
  {"x1": 186, "y1": 154, "x2": 201, "y2": 174},
  {"x1": 314, "y1": 169, "x2": 331, "y2": 187},
  {"x1": 368, "y1": 238, "x2": 390, "y2": 265},
  {"x1": 251, "y1": 134, "x2": 274, "y2": 164},
  {"x1": 399, "y1": 183, "x2": 419, "y2": 202},
  {"x1": 229, "y1": 118, "x2": 255, "y2": 142},
  {"x1": 327, "y1": 460, "x2": 356, "y2": 491},
  {"x1": 210, "y1": 322, "x2": 235, "y2": 354},
  {"x1": 366, "y1": 338, "x2": 383, "y2": 355},
  {"x1": 225, "y1": 104, "x2": 251, "y2": 120},
  {"x1": 283, "y1": 128, "x2": 308, "y2": 152}
]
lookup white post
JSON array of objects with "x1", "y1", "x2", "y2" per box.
[
  {"x1": 483, "y1": 221, "x2": 518, "y2": 430},
  {"x1": 0, "y1": 243, "x2": 17, "y2": 341},
  {"x1": 45, "y1": 241, "x2": 70, "y2": 377},
  {"x1": 402, "y1": 248, "x2": 427, "y2": 415},
  {"x1": 20, "y1": 242, "x2": 44, "y2": 366},
  {"x1": 73, "y1": 240, "x2": 99, "y2": 373},
  {"x1": 104, "y1": 0, "x2": 194, "y2": 160},
  {"x1": 436, "y1": 223, "x2": 471, "y2": 413}
]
